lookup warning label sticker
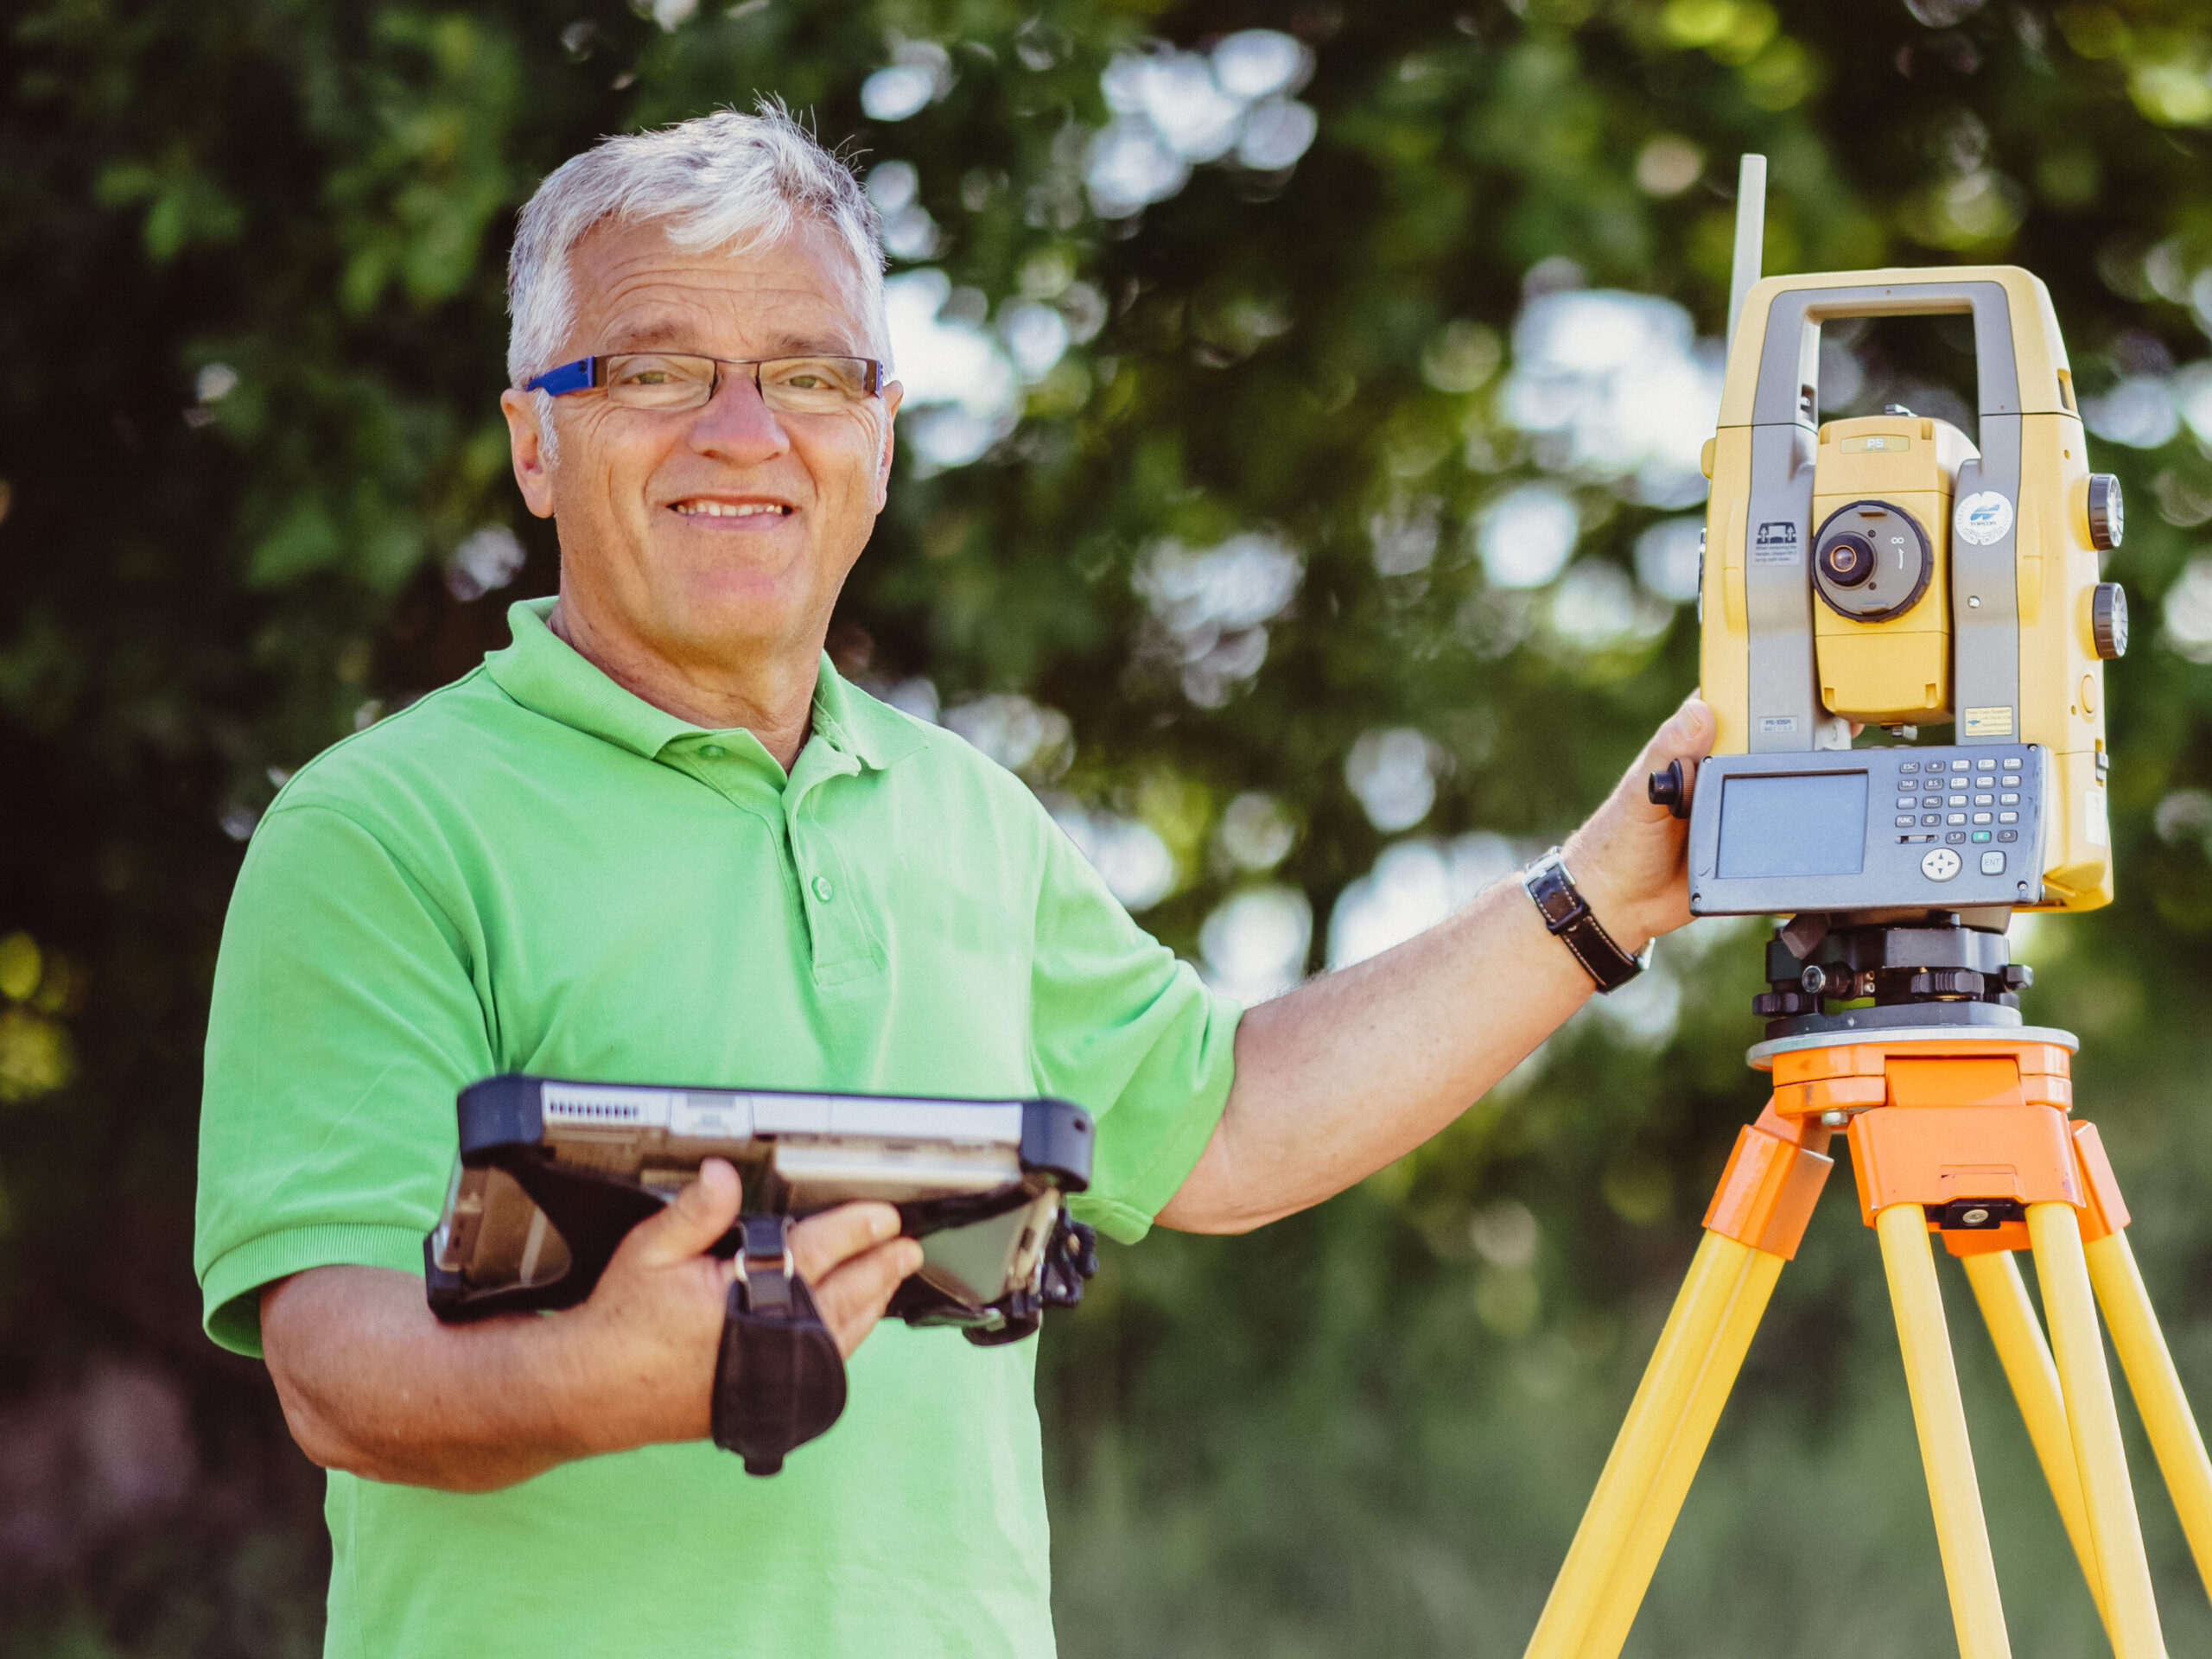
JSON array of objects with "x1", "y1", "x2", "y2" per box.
[
  {"x1": 1961, "y1": 705, "x2": 2015, "y2": 738},
  {"x1": 1751, "y1": 520, "x2": 1800, "y2": 565}
]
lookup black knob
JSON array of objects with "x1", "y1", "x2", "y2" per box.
[
  {"x1": 1910, "y1": 968, "x2": 1986, "y2": 998},
  {"x1": 2092, "y1": 582, "x2": 2128, "y2": 660},
  {"x1": 1648, "y1": 758, "x2": 1691, "y2": 819},
  {"x1": 1751, "y1": 988, "x2": 1819, "y2": 1018},
  {"x1": 1819, "y1": 532, "x2": 1877, "y2": 588},
  {"x1": 2087, "y1": 474, "x2": 2124, "y2": 551}
]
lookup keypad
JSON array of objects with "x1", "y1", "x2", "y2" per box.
[{"x1": 1874, "y1": 747, "x2": 2040, "y2": 883}]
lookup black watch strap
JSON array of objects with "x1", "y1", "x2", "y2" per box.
[
  {"x1": 710, "y1": 1214, "x2": 848, "y2": 1476},
  {"x1": 1522, "y1": 848, "x2": 1649, "y2": 995}
]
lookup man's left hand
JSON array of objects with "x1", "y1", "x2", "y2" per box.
[{"x1": 1559, "y1": 693, "x2": 1717, "y2": 957}]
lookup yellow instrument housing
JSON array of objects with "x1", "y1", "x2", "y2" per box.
[{"x1": 1697, "y1": 265, "x2": 2113, "y2": 912}]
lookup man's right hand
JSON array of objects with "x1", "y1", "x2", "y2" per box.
[
  {"x1": 260, "y1": 1166, "x2": 921, "y2": 1491},
  {"x1": 572, "y1": 1160, "x2": 923, "y2": 1448}
]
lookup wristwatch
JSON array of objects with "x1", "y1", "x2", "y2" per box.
[{"x1": 1521, "y1": 847, "x2": 1651, "y2": 995}]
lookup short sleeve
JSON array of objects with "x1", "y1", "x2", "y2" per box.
[
  {"x1": 1027, "y1": 822, "x2": 1242, "y2": 1245},
  {"x1": 194, "y1": 804, "x2": 493, "y2": 1356}
]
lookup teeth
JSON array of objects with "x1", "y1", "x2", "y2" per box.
[{"x1": 673, "y1": 500, "x2": 786, "y2": 518}]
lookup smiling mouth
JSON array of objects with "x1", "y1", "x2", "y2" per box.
[{"x1": 669, "y1": 499, "x2": 793, "y2": 518}]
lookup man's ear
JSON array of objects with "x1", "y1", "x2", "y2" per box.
[
  {"x1": 499, "y1": 389, "x2": 557, "y2": 520},
  {"x1": 872, "y1": 381, "x2": 904, "y2": 512}
]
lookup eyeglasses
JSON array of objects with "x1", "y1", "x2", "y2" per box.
[{"x1": 522, "y1": 352, "x2": 887, "y2": 416}]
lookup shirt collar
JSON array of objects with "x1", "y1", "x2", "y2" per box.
[{"x1": 485, "y1": 598, "x2": 926, "y2": 772}]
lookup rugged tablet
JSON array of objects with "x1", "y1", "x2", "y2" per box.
[{"x1": 425, "y1": 1073, "x2": 1097, "y2": 1344}]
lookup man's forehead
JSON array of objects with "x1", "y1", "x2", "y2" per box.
[{"x1": 568, "y1": 217, "x2": 874, "y2": 352}]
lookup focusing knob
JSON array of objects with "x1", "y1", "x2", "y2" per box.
[
  {"x1": 2087, "y1": 474, "x2": 2124, "y2": 551},
  {"x1": 2092, "y1": 582, "x2": 2129, "y2": 659},
  {"x1": 1812, "y1": 499, "x2": 1932, "y2": 623}
]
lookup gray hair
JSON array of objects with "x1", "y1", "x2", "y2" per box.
[{"x1": 506, "y1": 104, "x2": 887, "y2": 456}]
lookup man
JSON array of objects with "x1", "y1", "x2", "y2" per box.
[{"x1": 195, "y1": 108, "x2": 1713, "y2": 1656}]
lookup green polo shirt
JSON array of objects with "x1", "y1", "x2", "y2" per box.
[{"x1": 194, "y1": 597, "x2": 1239, "y2": 1659}]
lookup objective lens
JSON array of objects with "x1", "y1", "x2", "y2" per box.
[{"x1": 1821, "y1": 532, "x2": 1877, "y2": 588}]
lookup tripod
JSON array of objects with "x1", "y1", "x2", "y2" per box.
[{"x1": 1522, "y1": 916, "x2": 2212, "y2": 1659}]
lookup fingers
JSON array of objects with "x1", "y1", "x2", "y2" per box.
[
  {"x1": 1643, "y1": 695, "x2": 1716, "y2": 766},
  {"x1": 807, "y1": 1237, "x2": 926, "y2": 1359},
  {"x1": 789, "y1": 1201, "x2": 902, "y2": 1282},
  {"x1": 790, "y1": 1203, "x2": 921, "y2": 1359},
  {"x1": 1618, "y1": 696, "x2": 1717, "y2": 820},
  {"x1": 618, "y1": 1158, "x2": 742, "y2": 1268}
]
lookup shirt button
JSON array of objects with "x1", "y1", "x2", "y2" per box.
[
  {"x1": 700, "y1": 744, "x2": 726, "y2": 759},
  {"x1": 811, "y1": 874, "x2": 834, "y2": 903}
]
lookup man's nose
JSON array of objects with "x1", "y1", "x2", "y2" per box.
[{"x1": 688, "y1": 368, "x2": 791, "y2": 461}]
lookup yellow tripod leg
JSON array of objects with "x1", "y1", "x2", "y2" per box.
[
  {"x1": 1877, "y1": 1203, "x2": 2012, "y2": 1659},
  {"x1": 2087, "y1": 1228, "x2": 2212, "y2": 1605},
  {"x1": 1961, "y1": 1249, "x2": 2111, "y2": 1635},
  {"x1": 1572, "y1": 1246, "x2": 1786, "y2": 1659},
  {"x1": 1522, "y1": 1230, "x2": 1757, "y2": 1659},
  {"x1": 2030, "y1": 1202, "x2": 2168, "y2": 1658}
]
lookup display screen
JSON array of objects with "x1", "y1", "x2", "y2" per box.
[{"x1": 1716, "y1": 771, "x2": 1868, "y2": 880}]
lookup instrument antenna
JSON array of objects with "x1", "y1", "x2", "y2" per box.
[{"x1": 1726, "y1": 153, "x2": 1767, "y2": 353}]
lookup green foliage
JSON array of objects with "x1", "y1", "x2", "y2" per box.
[{"x1": 7, "y1": 0, "x2": 2212, "y2": 1653}]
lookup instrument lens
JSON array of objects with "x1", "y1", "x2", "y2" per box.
[{"x1": 1821, "y1": 532, "x2": 1877, "y2": 588}]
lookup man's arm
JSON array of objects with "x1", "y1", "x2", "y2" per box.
[
  {"x1": 1159, "y1": 698, "x2": 1714, "y2": 1235},
  {"x1": 260, "y1": 1161, "x2": 921, "y2": 1492}
]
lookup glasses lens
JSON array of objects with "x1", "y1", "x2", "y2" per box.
[
  {"x1": 601, "y1": 354, "x2": 716, "y2": 410},
  {"x1": 758, "y1": 357, "x2": 873, "y2": 414}
]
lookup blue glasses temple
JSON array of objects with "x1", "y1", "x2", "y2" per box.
[{"x1": 523, "y1": 358, "x2": 599, "y2": 396}]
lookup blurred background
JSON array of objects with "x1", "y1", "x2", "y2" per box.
[{"x1": 5, "y1": 0, "x2": 2212, "y2": 1653}]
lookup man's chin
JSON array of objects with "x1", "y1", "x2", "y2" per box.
[{"x1": 650, "y1": 591, "x2": 821, "y2": 661}]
